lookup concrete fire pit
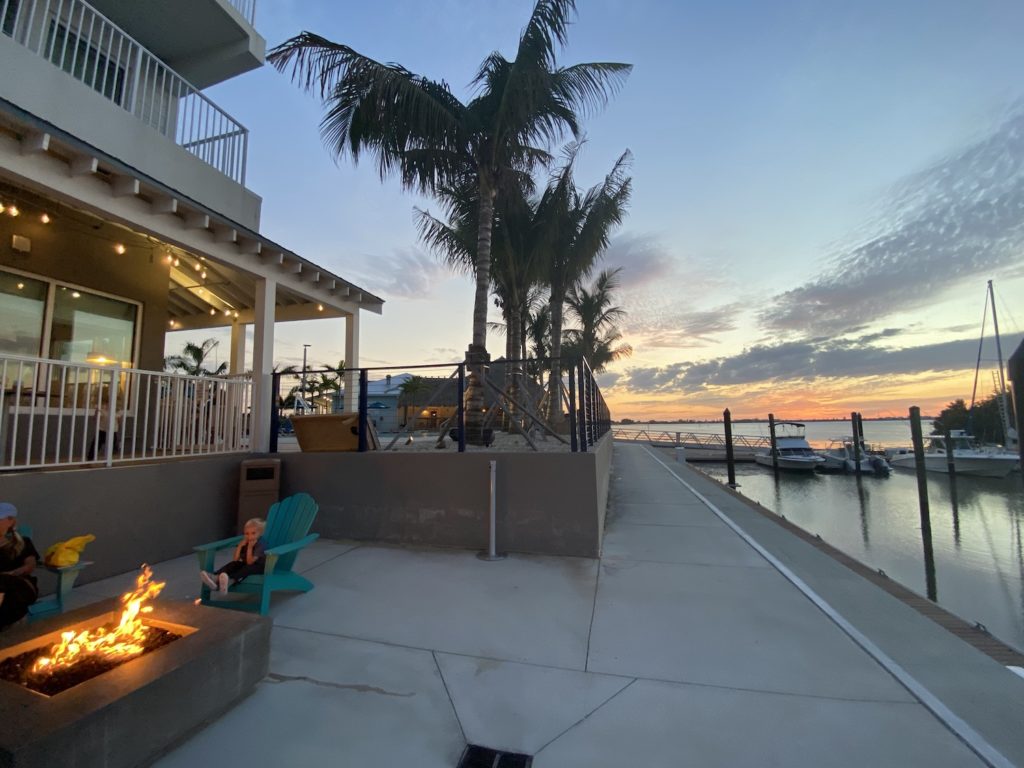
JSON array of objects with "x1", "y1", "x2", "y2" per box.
[{"x1": 0, "y1": 598, "x2": 270, "y2": 768}]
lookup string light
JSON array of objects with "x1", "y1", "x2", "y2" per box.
[
  {"x1": 233, "y1": 311, "x2": 238, "y2": 318},
  {"x1": 169, "y1": 320, "x2": 177, "y2": 328},
  {"x1": 172, "y1": 258, "x2": 179, "y2": 267},
  {"x1": 8, "y1": 205, "x2": 19, "y2": 217},
  {"x1": 223, "y1": 309, "x2": 231, "y2": 317},
  {"x1": 209, "y1": 308, "x2": 216, "y2": 316},
  {"x1": 114, "y1": 243, "x2": 126, "y2": 254},
  {"x1": 71, "y1": 291, "x2": 81, "y2": 298},
  {"x1": 40, "y1": 213, "x2": 50, "y2": 224},
  {"x1": 164, "y1": 253, "x2": 173, "y2": 264},
  {"x1": 16, "y1": 282, "x2": 24, "y2": 290},
  {"x1": 0, "y1": 203, "x2": 4, "y2": 214},
  {"x1": 317, "y1": 304, "x2": 324, "y2": 312},
  {"x1": 193, "y1": 263, "x2": 201, "y2": 272},
  {"x1": 200, "y1": 270, "x2": 207, "y2": 279}
]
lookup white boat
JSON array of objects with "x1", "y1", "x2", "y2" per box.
[
  {"x1": 885, "y1": 431, "x2": 1019, "y2": 478},
  {"x1": 755, "y1": 422, "x2": 825, "y2": 472},
  {"x1": 818, "y1": 437, "x2": 891, "y2": 476}
]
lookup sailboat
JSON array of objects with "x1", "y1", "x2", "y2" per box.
[{"x1": 887, "y1": 280, "x2": 1019, "y2": 478}]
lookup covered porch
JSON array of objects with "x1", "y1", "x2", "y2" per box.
[{"x1": 0, "y1": 157, "x2": 382, "y2": 471}]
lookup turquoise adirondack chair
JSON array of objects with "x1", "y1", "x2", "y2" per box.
[
  {"x1": 16, "y1": 525, "x2": 93, "y2": 620},
  {"x1": 195, "y1": 493, "x2": 319, "y2": 615}
]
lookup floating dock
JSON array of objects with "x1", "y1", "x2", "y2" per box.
[{"x1": 612, "y1": 427, "x2": 769, "y2": 460}]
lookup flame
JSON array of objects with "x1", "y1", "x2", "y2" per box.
[{"x1": 32, "y1": 565, "x2": 165, "y2": 674}]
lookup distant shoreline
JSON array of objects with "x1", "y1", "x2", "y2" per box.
[{"x1": 614, "y1": 416, "x2": 934, "y2": 425}]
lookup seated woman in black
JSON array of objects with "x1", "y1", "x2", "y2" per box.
[{"x1": 0, "y1": 502, "x2": 39, "y2": 630}]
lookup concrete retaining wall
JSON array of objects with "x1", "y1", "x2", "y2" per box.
[
  {"x1": 280, "y1": 434, "x2": 613, "y2": 559},
  {"x1": 1, "y1": 455, "x2": 244, "y2": 584}
]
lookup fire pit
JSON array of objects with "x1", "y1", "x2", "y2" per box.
[{"x1": 0, "y1": 569, "x2": 270, "y2": 768}]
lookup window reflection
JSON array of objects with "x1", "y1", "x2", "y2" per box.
[{"x1": 49, "y1": 286, "x2": 137, "y2": 367}]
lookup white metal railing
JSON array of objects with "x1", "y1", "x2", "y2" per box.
[
  {"x1": 0, "y1": 354, "x2": 252, "y2": 470},
  {"x1": 1, "y1": 0, "x2": 249, "y2": 183},
  {"x1": 227, "y1": 0, "x2": 255, "y2": 25},
  {"x1": 612, "y1": 427, "x2": 772, "y2": 450}
]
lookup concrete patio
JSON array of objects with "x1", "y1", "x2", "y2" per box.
[{"x1": 35, "y1": 443, "x2": 1024, "y2": 766}]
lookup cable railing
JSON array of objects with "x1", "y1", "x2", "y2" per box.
[
  {"x1": 1, "y1": 0, "x2": 249, "y2": 183},
  {"x1": 268, "y1": 357, "x2": 612, "y2": 454},
  {"x1": 0, "y1": 353, "x2": 252, "y2": 470}
]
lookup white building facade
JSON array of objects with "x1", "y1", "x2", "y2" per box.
[{"x1": 0, "y1": 0, "x2": 382, "y2": 470}]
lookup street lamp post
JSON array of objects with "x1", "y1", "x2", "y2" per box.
[{"x1": 301, "y1": 344, "x2": 310, "y2": 413}]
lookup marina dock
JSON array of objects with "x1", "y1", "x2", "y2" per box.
[{"x1": 612, "y1": 426, "x2": 769, "y2": 460}]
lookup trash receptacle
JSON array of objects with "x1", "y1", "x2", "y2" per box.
[
  {"x1": 238, "y1": 458, "x2": 281, "y2": 529},
  {"x1": 674, "y1": 446, "x2": 686, "y2": 463}
]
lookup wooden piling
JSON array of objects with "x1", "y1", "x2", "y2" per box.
[
  {"x1": 910, "y1": 406, "x2": 937, "y2": 601},
  {"x1": 944, "y1": 431, "x2": 956, "y2": 476},
  {"x1": 724, "y1": 408, "x2": 737, "y2": 487},
  {"x1": 768, "y1": 413, "x2": 779, "y2": 475},
  {"x1": 850, "y1": 411, "x2": 862, "y2": 477}
]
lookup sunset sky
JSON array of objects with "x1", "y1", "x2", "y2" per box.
[{"x1": 168, "y1": 0, "x2": 1024, "y2": 421}]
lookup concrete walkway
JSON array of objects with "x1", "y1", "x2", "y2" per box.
[{"x1": 56, "y1": 443, "x2": 1023, "y2": 765}]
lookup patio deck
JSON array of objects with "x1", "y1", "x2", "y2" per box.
[{"x1": 36, "y1": 442, "x2": 1024, "y2": 766}]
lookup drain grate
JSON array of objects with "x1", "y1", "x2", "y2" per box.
[{"x1": 457, "y1": 744, "x2": 533, "y2": 768}]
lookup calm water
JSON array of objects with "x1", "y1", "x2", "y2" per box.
[{"x1": 637, "y1": 420, "x2": 1024, "y2": 652}]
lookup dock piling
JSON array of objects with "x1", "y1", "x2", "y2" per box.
[
  {"x1": 724, "y1": 408, "x2": 737, "y2": 487},
  {"x1": 851, "y1": 411, "x2": 862, "y2": 477},
  {"x1": 768, "y1": 413, "x2": 779, "y2": 476},
  {"x1": 910, "y1": 406, "x2": 937, "y2": 600}
]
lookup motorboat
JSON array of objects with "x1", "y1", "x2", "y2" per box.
[
  {"x1": 885, "y1": 430, "x2": 1019, "y2": 478},
  {"x1": 818, "y1": 437, "x2": 891, "y2": 476},
  {"x1": 754, "y1": 422, "x2": 825, "y2": 472}
]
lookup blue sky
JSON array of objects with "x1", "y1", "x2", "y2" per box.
[{"x1": 170, "y1": 0, "x2": 1024, "y2": 418}]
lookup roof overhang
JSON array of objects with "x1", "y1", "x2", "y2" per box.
[{"x1": 0, "y1": 99, "x2": 384, "y2": 329}]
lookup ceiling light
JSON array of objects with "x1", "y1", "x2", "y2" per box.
[
  {"x1": 317, "y1": 304, "x2": 324, "y2": 312},
  {"x1": 233, "y1": 311, "x2": 239, "y2": 318},
  {"x1": 8, "y1": 206, "x2": 19, "y2": 217},
  {"x1": 200, "y1": 270, "x2": 207, "y2": 279},
  {"x1": 193, "y1": 263, "x2": 201, "y2": 272},
  {"x1": 114, "y1": 243, "x2": 126, "y2": 254},
  {"x1": 40, "y1": 213, "x2": 51, "y2": 224},
  {"x1": 169, "y1": 319, "x2": 177, "y2": 328},
  {"x1": 210, "y1": 308, "x2": 216, "y2": 316},
  {"x1": 71, "y1": 291, "x2": 81, "y2": 298},
  {"x1": 223, "y1": 309, "x2": 231, "y2": 317},
  {"x1": 16, "y1": 282, "x2": 24, "y2": 290},
  {"x1": 172, "y1": 257, "x2": 179, "y2": 267},
  {"x1": 164, "y1": 253, "x2": 173, "y2": 264},
  {"x1": 0, "y1": 204, "x2": 5, "y2": 214}
]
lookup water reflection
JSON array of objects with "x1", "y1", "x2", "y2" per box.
[{"x1": 697, "y1": 461, "x2": 1024, "y2": 650}]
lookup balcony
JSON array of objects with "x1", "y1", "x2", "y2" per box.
[
  {"x1": 0, "y1": 0, "x2": 254, "y2": 206},
  {"x1": 85, "y1": 0, "x2": 265, "y2": 89}
]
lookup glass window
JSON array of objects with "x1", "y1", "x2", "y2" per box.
[
  {"x1": 49, "y1": 286, "x2": 137, "y2": 368},
  {"x1": 0, "y1": 269, "x2": 46, "y2": 357}
]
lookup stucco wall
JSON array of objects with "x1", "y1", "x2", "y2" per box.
[
  {"x1": 279, "y1": 434, "x2": 614, "y2": 558},
  {"x1": 1, "y1": 455, "x2": 244, "y2": 585}
]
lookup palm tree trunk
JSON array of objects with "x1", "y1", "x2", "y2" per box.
[
  {"x1": 546, "y1": 283, "x2": 565, "y2": 424},
  {"x1": 465, "y1": 179, "x2": 496, "y2": 444}
]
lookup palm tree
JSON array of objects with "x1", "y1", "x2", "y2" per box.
[
  {"x1": 562, "y1": 268, "x2": 632, "y2": 372},
  {"x1": 538, "y1": 147, "x2": 632, "y2": 419},
  {"x1": 164, "y1": 339, "x2": 227, "y2": 376},
  {"x1": 268, "y1": 0, "x2": 630, "y2": 440}
]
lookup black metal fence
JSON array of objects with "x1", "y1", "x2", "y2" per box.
[{"x1": 268, "y1": 356, "x2": 610, "y2": 454}]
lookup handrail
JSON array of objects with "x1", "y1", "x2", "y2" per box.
[
  {"x1": 0, "y1": 0, "x2": 250, "y2": 183},
  {"x1": 1, "y1": 353, "x2": 252, "y2": 470}
]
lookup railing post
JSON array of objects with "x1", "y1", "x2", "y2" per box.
[
  {"x1": 457, "y1": 363, "x2": 466, "y2": 453},
  {"x1": 269, "y1": 371, "x2": 280, "y2": 453},
  {"x1": 577, "y1": 363, "x2": 588, "y2": 453},
  {"x1": 357, "y1": 368, "x2": 368, "y2": 453},
  {"x1": 104, "y1": 370, "x2": 117, "y2": 467},
  {"x1": 567, "y1": 365, "x2": 578, "y2": 453}
]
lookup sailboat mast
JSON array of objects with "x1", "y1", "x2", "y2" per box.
[
  {"x1": 989, "y1": 280, "x2": 1008, "y2": 397},
  {"x1": 988, "y1": 279, "x2": 1016, "y2": 446}
]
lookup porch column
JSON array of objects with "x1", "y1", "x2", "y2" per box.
[
  {"x1": 344, "y1": 311, "x2": 360, "y2": 412},
  {"x1": 229, "y1": 321, "x2": 246, "y2": 375},
  {"x1": 250, "y1": 278, "x2": 276, "y2": 452}
]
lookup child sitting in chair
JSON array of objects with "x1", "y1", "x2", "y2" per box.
[{"x1": 201, "y1": 518, "x2": 266, "y2": 593}]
